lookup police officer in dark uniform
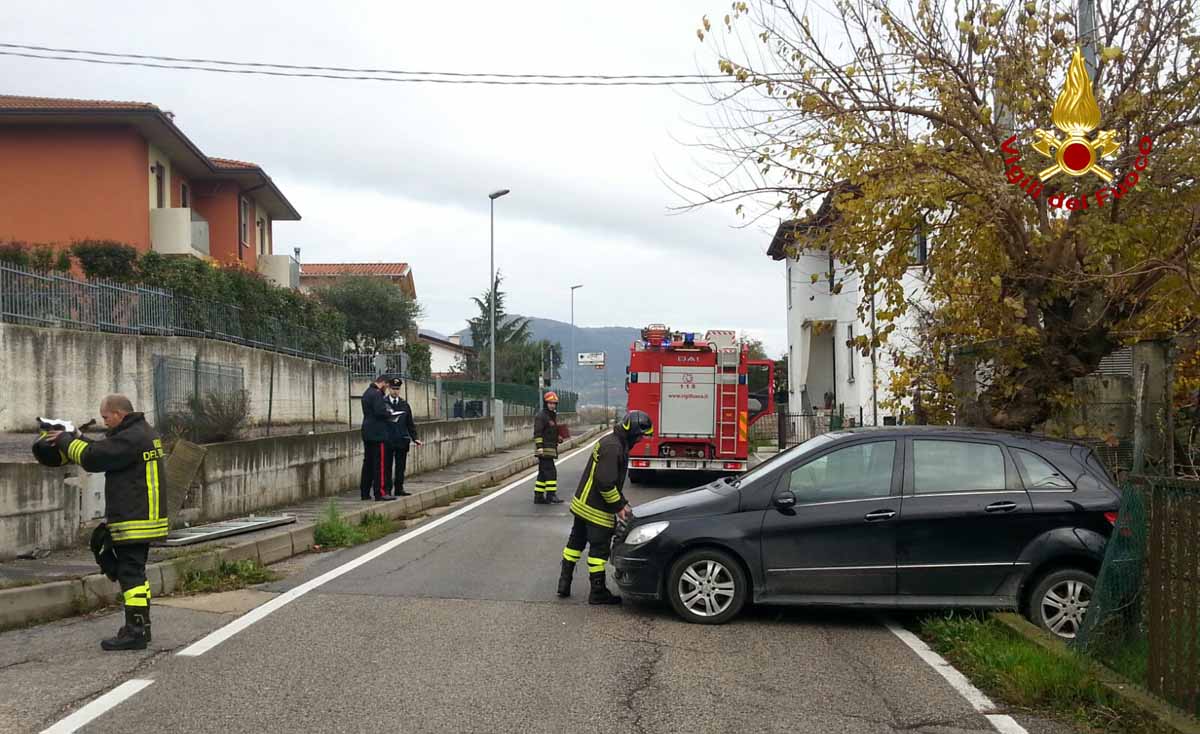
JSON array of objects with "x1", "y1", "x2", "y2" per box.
[
  {"x1": 384, "y1": 377, "x2": 422, "y2": 497},
  {"x1": 360, "y1": 374, "x2": 397, "y2": 501},
  {"x1": 557, "y1": 410, "x2": 654, "y2": 604},
  {"x1": 39, "y1": 395, "x2": 166, "y2": 651},
  {"x1": 533, "y1": 391, "x2": 564, "y2": 504}
]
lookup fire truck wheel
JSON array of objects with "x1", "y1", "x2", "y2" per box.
[{"x1": 629, "y1": 469, "x2": 654, "y2": 485}]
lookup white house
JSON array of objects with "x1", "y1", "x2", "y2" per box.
[
  {"x1": 419, "y1": 331, "x2": 473, "y2": 376},
  {"x1": 769, "y1": 213, "x2": 928, "y2": 427}
]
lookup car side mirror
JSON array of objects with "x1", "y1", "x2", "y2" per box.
[{"x1": 773, "y1": 490, "x2": 797, "y2": 509}]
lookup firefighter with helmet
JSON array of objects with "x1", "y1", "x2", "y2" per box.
[
  {"x1": 557, "y1": 410, "x2": 654, "y2": 604},
  {"x1": 533, "y1": 391, "x2": 565, "y2": 504}
]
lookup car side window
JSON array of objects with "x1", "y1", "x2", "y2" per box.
[
  {"x1": 913, "y1": 440, "x2": 1006, "y2": 493},
  {"x1": 1012, "y1": 448, "x2": 1074, "y2": 489},
  {"x1": 788, "y1": 441, "x2": 896, "y2": 503}
]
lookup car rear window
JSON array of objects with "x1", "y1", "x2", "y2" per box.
[
  {"x1": 1012, "y1": 448, "x2": 1074, "y2": 489},
  {"x1": 913, "y1": 440, "x2": 1006, "y2": 493},
  {"x1": 1084, "y1": 450, "x2": 1116, "y2": 483}
]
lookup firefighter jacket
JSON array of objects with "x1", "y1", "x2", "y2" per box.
[
  {"x1": 57, "y1": 413, "x2": 167, "y2": 544},
  {"x1": 361, "y1": 384, "x2": 391, "y2": 443},
  {"x1": 533, "y1": 407, "x2": 559, "y2": 458},
  {"x1": 384, "y1": 395, "x2": 419, "y2": 444},
  {"x1": 570, "y1": 433, "x2": 629, "y2": 529}
]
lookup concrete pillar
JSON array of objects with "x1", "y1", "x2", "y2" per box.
[{"x1": 492, "y1": 399, "x2": 504, "y2": 452}]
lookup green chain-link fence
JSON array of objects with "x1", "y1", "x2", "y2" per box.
[{"x1": 1074, "y1": 476, "x2": 1200, "y2": 716}]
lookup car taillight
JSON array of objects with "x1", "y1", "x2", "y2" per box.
[
  {"x1": 1104, "y1": 512, "x2": 1118, "y2": 525},
  {"x1": 1104, "y1": 511, "x2": 1132, "y2": 537},
  {"x1": 631, "y1": 460, "x2": 651, "y2": 468},
  {"x1": 723, "y1": 462, "x2": 743, "y2": 470}
]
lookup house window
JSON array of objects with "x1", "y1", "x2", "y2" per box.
[
  {"x1": 847, "y1": 324, "x2": 855, "y2": 383},
  {"x1": 786, "y1": 262, "x2": 792, "y2": 310},
  {"x1": 180, "y1": 183, "x2": 190, "y2": 208},
  {"x1": 828, "y1": 250, "x2": 835, "y2": 291},
  {"x1": 153, "y1": 163, "x2": 165, "y2": 208},
  {"x1": 911, "y1": 226, "x2": 928, "y2": 266},
  {"x1": 239, "y1": 197, "x2": 250, "y2": 251},
  {"x1": 257, "y1": 219, "x2": 267, "y2": 256}
]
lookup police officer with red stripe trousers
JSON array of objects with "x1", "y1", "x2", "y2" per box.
[
  {"x1": 34, "y1": 395, "x2": 166, "y2": 650},
  {"x1": 557, "y1": 410, "x2": 654, "y2": 604}
]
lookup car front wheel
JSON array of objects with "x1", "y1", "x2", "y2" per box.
[
  {"x1": 666, "y1": 548, "x2": 747, "y2": 625},
  {"x1": 1027, "y1": 568, "x2": 1096, "y2": 640}
]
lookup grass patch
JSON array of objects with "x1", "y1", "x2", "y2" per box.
[
  {"x1": 919, "y1": 613, "x2": 1141, "y2": 732},
  {"x1": 179, "y1": 559, "x2": 277, "y2": 595},
  {"x1": 312, "y1": 501, "x2": 400, "y2": 548}
]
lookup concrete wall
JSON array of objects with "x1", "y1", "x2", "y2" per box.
[
  {"x1": 0, "y1": 323, "x2": 348, "y2": 432},
  {"x1": 0, "y1": 413, "x2": 577, "y2": 558}
]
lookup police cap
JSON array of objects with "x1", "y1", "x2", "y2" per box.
[{"x1": 388, "y1": 378, "x2": 403, "y2": 388}]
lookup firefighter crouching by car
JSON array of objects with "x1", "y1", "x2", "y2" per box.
[
  {"x1": 34, "y1": 395, "x2": 166, "y2": 651},
  {"x1": 557, "y1": 410, "x2": 654, "y2": 604},
  {"x1": 533, "y1": 391, "x2": 565, "y2": 504}
]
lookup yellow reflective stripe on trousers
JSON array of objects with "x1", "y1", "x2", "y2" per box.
[
  {"x1": 587, "y1": 557, "x2": 607, "y2": 571},
  {"x1": 123, "y1": 582, "x2": 151, "y2": 607},
  {"x1": 563, "y1": 547, "x2": 582, "y2": 562}
]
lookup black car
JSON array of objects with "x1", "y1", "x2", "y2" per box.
[{"x1": 612, "y1": 427, "x2": 1120, "y2": 638}]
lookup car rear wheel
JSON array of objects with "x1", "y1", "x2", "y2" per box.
[
  {"x1": 666, "y1": 548, "x2": 747, "y2": 625},
  {"x1": 1027, "y1": 568, "x2": 1096, "y2": 640}
]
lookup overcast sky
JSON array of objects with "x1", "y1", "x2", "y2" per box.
[{"x1": 1, "y1": 1, "x2": 789, "y2": 356}]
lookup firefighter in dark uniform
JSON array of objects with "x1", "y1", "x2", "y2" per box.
[
  {"x1": 533, "y1": 391, "x2": 564, "y2": 504},
  {"x1": 557, "y1": 410, "x2": 654, "y2": 604},
  {"x1": 40, "y1": 395, "x2": 166, "y2": 650}
]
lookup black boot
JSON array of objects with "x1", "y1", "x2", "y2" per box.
[
  {"x1": 546, "y1": 491, "x2": 564, "y2": 504},
  {"x1": 557, "y1": 560, "x2": 575, "y2": 597},
  {"x1": 533, "y1": 492, "x2": 546, "y2": 505},
  {"x1": 588, "y1": 571, "x2": 622, "y2": 605},
  {"x1": 101, "y1": 606, "x2": 149, "y2": 651}
]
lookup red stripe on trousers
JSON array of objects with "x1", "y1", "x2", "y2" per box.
[{"x1": 379, "y1": 447, "x2": 386, "y2": 498}]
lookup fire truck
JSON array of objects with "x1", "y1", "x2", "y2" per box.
[{"x1": 624, "y1": 324, "x2": 775, "y2": 482}]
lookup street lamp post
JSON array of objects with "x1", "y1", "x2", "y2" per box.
[
  {"x1": 488, "y1": 189, "x2": 510, "y2": 407},
  {"x1": 570, "y1": 284, "x2": 583, "y2": 405}
]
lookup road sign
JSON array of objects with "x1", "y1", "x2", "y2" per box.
[{"x1": 578, "y1": 352, "x2": 605, "y2": 365}]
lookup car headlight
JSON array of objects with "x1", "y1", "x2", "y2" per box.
[{"x1": 624, "y1": 520, "x2": 669, "y2": 546}]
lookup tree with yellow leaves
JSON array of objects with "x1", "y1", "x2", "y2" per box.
[{"x1": 692, "y1": 0, "x2": 1200, "y2": 429}]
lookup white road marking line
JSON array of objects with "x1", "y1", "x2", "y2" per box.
[
  {"x1": 883, "y1": 619, "x2": 1030, "y2": 734},
  {"x1": 178, "y1": 435, "x2": 606, "y2": 657},
  {"x1": 40, "y1": 679, "x2": 154, "y2": 734}
]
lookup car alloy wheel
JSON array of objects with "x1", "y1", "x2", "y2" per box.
[
  {"x1": 1030, "y1": 570, "x2": 1096, "y2": 640},
  {"x1": 667, "y1": 548, "x2": 747, "y2": 625},
  {"x1": 678, "y1": 560, "x2": 735, "y2": 618}
]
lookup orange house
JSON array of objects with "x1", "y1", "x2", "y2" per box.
[{"x1": 0, "y1": 95, "x2": 301, "y2": 286}]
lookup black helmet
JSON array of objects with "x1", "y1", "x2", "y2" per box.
[
  {"x1": 31, "y1": 433, "x2": 68, "y2": 467},
  {"x1": 620, "y1": 410, "x2": 654, "y2": 444}
]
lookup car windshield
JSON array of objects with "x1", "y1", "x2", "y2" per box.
[{"x1": 732, "y1": 433, "x2": 839, "y2": 488}]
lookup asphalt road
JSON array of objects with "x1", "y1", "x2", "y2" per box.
[{"x1": 8, "y1": 437, "x2": 1080, "y2": 734}]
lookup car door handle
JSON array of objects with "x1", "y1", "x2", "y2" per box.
[
  {"x1": 863, "y1": 509, "x2": 896, "y2": 522},
  {"x1": 985, "y1": 501, "x2": 1018, "y2": 513}
]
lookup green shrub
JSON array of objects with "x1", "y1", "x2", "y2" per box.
[
  {"x1": 313, "y1": 503, "x2": 400, "y2": 548},
  {"x1": 160, "y1": 390, "x2": 250, "y2": 444},
  {"x1": 180, "y1": 559, "x2": 276, "y2": 594},
  {"x1": 0, "y1": 241, "x2": 31, "y2": 267},
  {"x1": 72, "y1": 240, "x2": 139, "y2": 281}
]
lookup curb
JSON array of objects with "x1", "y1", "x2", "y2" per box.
[
  {"x1": 993, "y1": 613, "x2": 1200, "y2": 734},
  {"x1": 0, "y1": 426, "x2": 608, "y2": 631}
]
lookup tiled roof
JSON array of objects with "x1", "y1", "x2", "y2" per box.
[
  {"x1": 210, "y1": 157, "x2": 259, "y2": 169},
  {"x1": 0, "y1": 94, "x2": 158, "y2": 111},
  {"x1": 301, "y1": 263, "x2": 411, "y2": 277}
]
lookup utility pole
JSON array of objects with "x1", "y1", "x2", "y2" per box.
[
  {"x1": 570, "y1": 284, "x2": 583, "y2": 404},
  {"x1": 1079, "y1": 0, "x2": 1098, "y2": 82},
  {"x1": 487, "y1": 189, "x2": 510, "y2": 406}
]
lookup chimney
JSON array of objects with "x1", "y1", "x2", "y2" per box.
[
  {"x1": 293, "y1": 247, "x2": 301, "y2": 262},
  {"x1": 448, "y1": 335, "x2": 461, "y2": 346}
]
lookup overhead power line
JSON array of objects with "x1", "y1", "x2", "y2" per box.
[{"x1": 0, "y1": 41, "x2": 917, "y2": 88}]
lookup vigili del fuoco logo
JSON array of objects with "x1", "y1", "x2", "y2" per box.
[{"x1": 1001, "y1": 47, "x2": 1152, "y2": 210}]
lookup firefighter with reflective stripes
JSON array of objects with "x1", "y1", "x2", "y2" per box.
[
  {"x1": 557, "y1": 410, "x2": 654, "y2": 604},
  {"x1": 533, "y1": 391, "x2": 564, "y2": 504},
  {"x1": 47, "y1": 395, "x2": 166, "y2": 651}
]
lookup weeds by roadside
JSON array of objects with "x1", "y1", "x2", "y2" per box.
[
  {"x1": 312, "y1": 501, "x2": 400, "y2": 548},
  {"x1": 179, "y1": 559, "x2": 276, "y2": 595},
  {"x1": 919, "y1": 613, "x2": 1142, "y2": 733}
]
